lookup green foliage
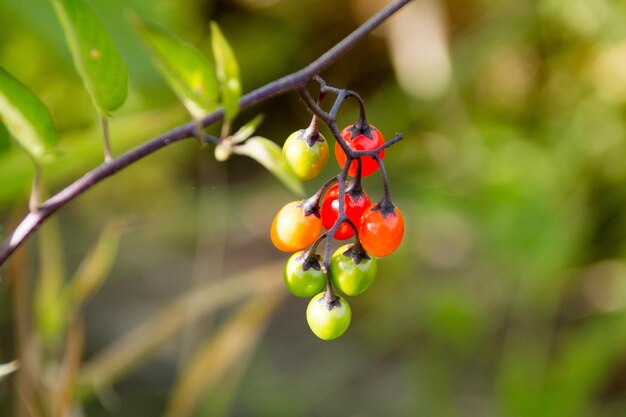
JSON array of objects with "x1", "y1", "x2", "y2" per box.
[
  {"x1": 0, "y1": 67, "x2": 56, "y2": 162},
  {"x1": 133, "y1": 16, "x2": 218, "y2": 120},
  {"x1": 50, "y1": 0, "x2": 127, "y2": 115},
  {"x1": 0, "y1": 122, "x2": 10, "y2": 153},
  {"x1": 210, "y1": 22, "x2": 241, "y2": 125}
]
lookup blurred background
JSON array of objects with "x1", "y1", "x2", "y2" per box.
[{"x1": 3, "y1": 0, "x2": 626, "y2": 416}]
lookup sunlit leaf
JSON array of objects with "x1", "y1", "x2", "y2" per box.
[
  {"x1": 211, "y1": 22, "x2": 241, "y2": 123},
  {"x1": 233, "y1": 136, "x2": 303, "y2": 195},
  {"x1": 50, "y1": 0, "x2": 128, "y2": 114},
  {"x1": 0, "y1": 67, "x2": 57, "y2": 163},
  {"x1": 0, "y1": 361, "x2": 20, "y2": 381},
  {"x1": 69, "y1": 220, "x2": 123, "y2": 307},
  {"x1": 133, "y1": 16, "x2": 219, "y2": 120}
]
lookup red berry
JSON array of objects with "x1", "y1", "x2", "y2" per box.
[
  {"x1": 335, "y1": 124, "x2": 385, "y2": 177},
  {"x1": 359, "y1": 205, "x2": 404, "y2": 257},
  {"x1": 320, "y1": 184, "x2": 370, "y2": 240}
]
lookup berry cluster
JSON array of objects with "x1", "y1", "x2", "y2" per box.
[{"x1": 271, "y1": 77, "x2": 404, "y2": 340}]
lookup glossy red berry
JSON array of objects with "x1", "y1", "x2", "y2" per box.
[
  {"x1": 335, "y1": 124, "x2": 385, "y2": 177},
  {"x1": 320, "y1": 184, "x2": 370, "y2": 240},
  {"x1": 359, "y1": 205, "x2": 404, "y2": 257}
]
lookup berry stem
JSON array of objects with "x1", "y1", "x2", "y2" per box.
[
  {"x1": 374, "y1": 155, "x2": 395, "y2": 212},
  {"x1": 346, "y1": 159, "x2": 363, "y2": 193},
  {"x1": 303, "y1": 232, "x2": 327, "y2": 263},
  {"x1": 359, "y1": 132, "x2": 404, "y2": 156},
  {"x1": 321, "y1": 158, "x2": 351, "y2": 273},
  {"x1": 301, "y1": 176, "x2": 339, "y2": 216}
]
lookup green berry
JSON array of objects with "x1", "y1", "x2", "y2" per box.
[
  {"x1": 306, "y1": 292, "x2": 351, "y2": 340},
  {"x1": 284, "y1": 251, "x2": 326, "y2": 297},
  {"x1": 330, "y1": 244, "x2": 377, "y2": 296}
]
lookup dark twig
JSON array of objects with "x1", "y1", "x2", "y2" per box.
[{"x1": 0, "y1": 0, "x2": 413, "y2": 267}]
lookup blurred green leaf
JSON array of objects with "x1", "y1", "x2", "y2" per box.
[
  {"x1": 164, "y1": 295, "x2": 283, "y2": 417},
  {"x1": 55, "y1": 318, "x2": 85, "y2": 417},
  {"x1": 68, "y1": 220, "x2": 123, "y2": 308},
  {"x1": 233, "y1": 136, "x2": 303, "y2": 196},
  {"x1": 0, "y1": 122, "x2": 9, "y2": 153},
  {"x1": 34, "y1": 219, "x2": 68, "y2": 347},
  {"x1": 132, "y1": 16, "x2": 218, "y2": 120},
  {"x1": 50, "y1": 0, "x2": 128, "y2": 114},
  {"x1": 210, "y1": 22, "x2": 241, "y2": 124},
  {"x1": 0, "y1": 361, "x2": 20, "y2": 381},
  {"x1": 539, "y1": 311, "x2": 626, "y2": 417},
  {"x1": 0, "y1": 67, "x2": 57, "y2": 163}
]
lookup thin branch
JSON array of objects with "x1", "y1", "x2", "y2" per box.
[
  {"x1": 360, "y1": 132, "x2": 404, "y2": 155},
  {"x1": 0, "y1": 0, "x2": 413, "y2": 267}
]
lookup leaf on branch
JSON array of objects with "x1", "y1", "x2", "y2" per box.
[
  {"x1": 0, "y1": 67, "x2": 57, "y2": 163},
  {"x1": 214, "y1": 115, "x2": 264, "y2": 161},
  {"x1": 210, "y1": 22, "x2": 242, "y2": 124},
  {"x1": 132, "y1": 16, "x2": 219, "y2": 120},
  {"x1": 231, "y1": 114, "x2": 264, "y2": 145},
  {"x1": 50, "y1": 0, "x2": 128, "y2": 115},
  {"x1": 233, "y1": 136, "x2": 304, "y2": 196}
]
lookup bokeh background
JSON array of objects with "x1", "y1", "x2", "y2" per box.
[{"x1": 3, "y1": 0, "x2": 626, "y2": 416}]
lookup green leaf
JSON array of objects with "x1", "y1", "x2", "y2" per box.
[
  {"x1": 0, "y1": 67, "x2": 57, "y2": 162},
  {"x1": 214, "y1": 115, "x2": 264, "y2": 161},
  {"x1": 50, "y1": 0, "x2": 128, "y2": 114},
  {"x1": 231, "y1": 114, "x2": 264, "y2": 144},
  {"x1": 210, "y1": 22, "x2": 241, "y2": 124},
  {"x1": 133, "y1": 17, "x2": 219, "y2": 120},
  {"x1": 233, "y1": 136, "x2": 303, "y2": 195}
]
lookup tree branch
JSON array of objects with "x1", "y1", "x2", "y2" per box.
[{"x1": 0, "y1": 0, "x2": 412, "y2": 267}]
